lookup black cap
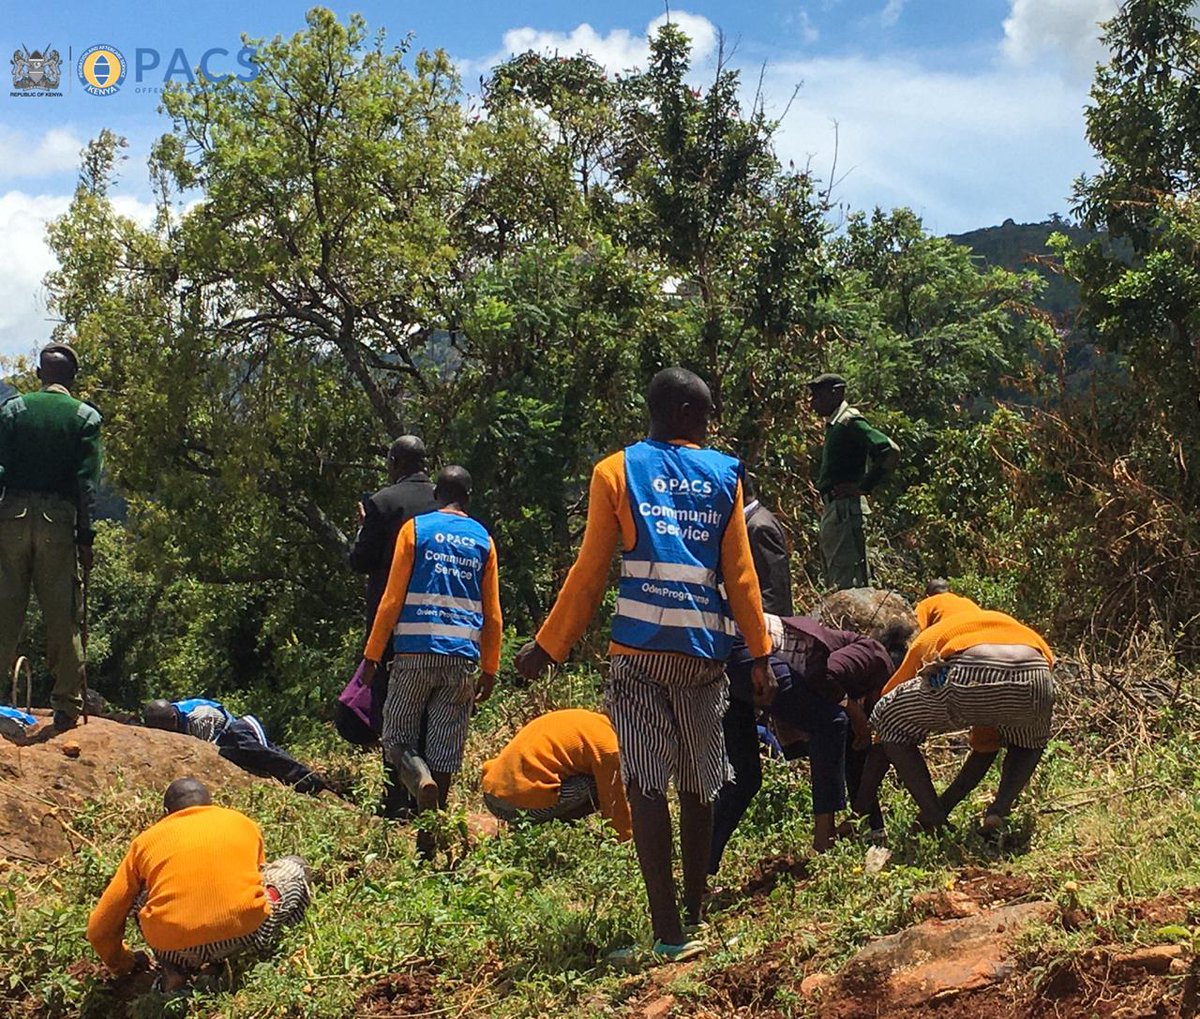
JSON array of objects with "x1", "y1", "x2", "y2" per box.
[
  {"x1": 806, "y1": 372, "x2": 846, "y2": 389},
  {"x1": 39, "y1": 342, "x2": 79, "y2": 371}
]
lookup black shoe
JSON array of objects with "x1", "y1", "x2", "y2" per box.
[{"x1": 52, "y1": 711, "x2": 79, "y2": 731}]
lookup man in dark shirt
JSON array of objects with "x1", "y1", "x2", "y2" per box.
[
  {"x1": 711, "y1": 615, "x2": 893, "y2": 868},
  {"x1": 348, "y1": 436, "x2": 438, "y2": 625},
  {"x1": 0, "y1": 344, "x2": 102, "y2": 730},
  {"x1": 742, "y1": 477, "x2": 793, "y2": 616},
  {"x1": 346, "y1": 436, "x2": 437, "y2": 815},
  {"x1": 808, "y1": 374, "x2": 899, "y2": 590}
]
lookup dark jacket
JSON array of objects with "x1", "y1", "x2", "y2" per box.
[
  {"x1": 777, "y1": 616, "x2": 893, "y2": 704},
  {"x1": 745, "y1": 500, "x2": 793, "y2": 615},
  {"x1": 348, "y1": 472, "x2": 437, "y2": 626}
]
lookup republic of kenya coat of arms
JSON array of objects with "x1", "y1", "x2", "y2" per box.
[{"x1": 11, "y1": 45, "x2": 62, "y2": 91}]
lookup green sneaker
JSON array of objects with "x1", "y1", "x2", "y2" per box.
[{"x1": 652, "y1": 939, "x2": 705, "y2": 963}]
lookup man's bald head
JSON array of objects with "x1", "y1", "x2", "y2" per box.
[
  {"x1": 646, "y1": 367, "x2": 713, "y2": 444},
  {"x1": 925, "y1": 578, "x2": 951, "y2": 596},
  {"x1": 435, "y1": 465, "x2": 472, "y2": 509},
  {"x1": 387, "y1": 435, "x2": 427, "y2": 482},
  {"x1": 143, "y1": 699, "x2": 179, "y2": 731},
  {"x1": 163, "y1": 777, "x2": 212, "y2": 814},
  {"x1": 37, "y1": 347, "x2": 78, "y2": 388}
]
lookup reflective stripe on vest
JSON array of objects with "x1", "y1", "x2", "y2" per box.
[
  {"x1": 392, "y1": 511, "x2": 491, "y2": 662},
  {"x1": 610, "y1": 439, "x2": 740, "y2": 659}
]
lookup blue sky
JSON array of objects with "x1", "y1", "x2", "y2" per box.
[{"x1": 0, "y1": 0, "x2": 1122, "y2": 356}]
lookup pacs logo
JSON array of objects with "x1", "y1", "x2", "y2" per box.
[
  {"x1": 435, "y1": 532, "x2": 476, "y2": 550},
  {"x1": 651, "y1": 477, "x2": 714, "y2": 496}
]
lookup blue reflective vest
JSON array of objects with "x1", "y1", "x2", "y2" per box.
[
  {"x1": 173, "y1": 698, "x2": 232, "y2": 730},
  {"x1": 392, "y1": 512, "x2": 491, "y2": 662},
  {"x1": 611, "y1": 440, "x2": 740, "y2": 659},
  {"x1": 0, "y1": 705, "x2": 36, "y2": 728}
]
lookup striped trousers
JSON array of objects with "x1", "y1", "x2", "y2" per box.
[
  {"x1": 484, "y1": 774, "x2": 598, "y2": 824},
  {"x1": 135, "y1": 856, "x2": 311, "y2": 971},
  {"x1": 871, "y1": 655, "x2": 1055, "y2": 749},
  {"x1": 605, "y1": 654, "x2": 729, "y2": 801},
  {"x1": 381, "y1": 652, "x2": 476, "y2": 773}
]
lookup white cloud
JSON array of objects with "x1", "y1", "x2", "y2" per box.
[
  {"x1": 1002, "y1": 0, "x2": 1119, "y2": 76},
  {"x1": 0, "y1": 127, "x2": 86, "y2": 183},
  {"x1": 795, "y1": 10, "x2": 820, "y2": 44},
  {"x1": 880, "y1": 0, "x2": 906, "y2": 28},
  {"x1": 485, "y1": 10, "x2": 718, "y2": 74},
  {"x1": 764, "y1": 55, "x2": 1097, "y2": 232},
  {"x1": 0, "y1": 191, "x2": 156, "y2": 358}
]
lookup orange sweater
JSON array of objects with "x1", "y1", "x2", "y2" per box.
[
  {"x1": 536, "y1": 446, "x2": 770, "y2": 661},
  {"x1": 481, "y1": 708, "x2": 632, "y2": 841},
  {"x1": 87, "y1": 805, "x2": 269, "y2": 974},
  {"x1": 883, "y1": 595, "x2": 1054, "y2": 754},
  {"x1": 365, "y1": 509, "x2": 503, "y2": 674}
]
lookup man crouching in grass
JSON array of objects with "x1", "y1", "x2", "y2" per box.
[{"x1": 86, "y1": 777, "x2": 311, "y2": 992}]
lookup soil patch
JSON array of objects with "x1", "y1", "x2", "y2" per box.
[
  {"x1": 0, "y1": 714, "x2": 257, "y2": 864},
  {"x1": 355, "y1": 964, "x2": 440, "y2": 1016}
]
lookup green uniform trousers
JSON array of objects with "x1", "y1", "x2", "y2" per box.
[
  {"x1": 0, "y1": 492, "x2": 85, "y2": 717},
  {"x1": 819, "y1": 496, "x2": 870, "y2": 590}
]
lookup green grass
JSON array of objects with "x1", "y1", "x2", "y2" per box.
[{"x1": 2, "y1": 668, "x2": 1199, "y2": 1018}]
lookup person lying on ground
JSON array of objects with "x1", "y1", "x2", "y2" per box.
[
  {"x1": 142, "y1": 698, "x2": 330, "y2": 796},
  {"x1": 514, "y1": 367, "x2": 773, "y2": 964},
  {"x1": 359, "y1": 465, "x2": 501, "y2": 858},
  {"x1": 86, "y1": 777, "x2": 311, "y2": 993},
  {"x1": 855, "y1": 588, "x2": 1056, "y2": 834},
  {"x1": 481, "y1": 708, "x2": 631, "y2": 841}
]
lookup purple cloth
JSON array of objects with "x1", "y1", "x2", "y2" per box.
[{"x1": 338, "y1": 663, "x2": 383, "y2": 735}]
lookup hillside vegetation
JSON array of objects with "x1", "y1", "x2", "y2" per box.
[{"x1": 5, "y1": 0, "x2": 1200, "y2": 1015}]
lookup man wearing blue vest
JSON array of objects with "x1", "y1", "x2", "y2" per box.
[
  {"x1": 515, "y1": 367, "x2": 774, "y2": 962},
  {"x1": 361, "y1": 466, "x2": 502, "y2": 845},
  {"x1": 142, "y1": 698, "x2": 328, "y2": 795}
]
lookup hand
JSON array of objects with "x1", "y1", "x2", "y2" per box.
[
  {"x1": 475, "y1": 672, "x2": 496, "y2": 703},
  {"x1": 830, "y1": 482, "x2": 861, "y2": 500},
  {"x1": 356, "y1": 500, "x2": 367, "y2": 524},
  {"x1": 130, "y1": 950, "x2": 151, "y2": 974},
  {"x1": 78, "y1": 544, "x2": 94, "y2": 573},
  {"x1": 359, "y1": 659, "x2": 379, "y2": 688},
  {"x1": 515, "y1": 640, "x2": 555, "y2": 681},
  {"x1": 750, "y1": 657, "x2": 777, "y2": 707},
  {"x1": 844, "y1": 698, "x2": 873, "y2": 751}
]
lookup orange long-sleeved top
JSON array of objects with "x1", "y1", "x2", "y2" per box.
[
  {"x1": 536, "y1": 446, "x2": 771, "y2": 662},
  {"x1": 365, "y1": 509, "x2": 503, "y2": 674},
  {"x1": 87, "y1": 805, "x2": 269, "y2": 974},
  {"x1": 481, "y1": 708, "x2": 632, "y2": 841},
  {"x1": 882, "y1": 600, "x2": 1054, "y2": 696}
]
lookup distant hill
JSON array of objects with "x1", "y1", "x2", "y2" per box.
[{"x1": 949, "y1": 217, "x2": 1095, "y2": 318}]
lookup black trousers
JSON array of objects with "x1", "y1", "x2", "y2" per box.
[
  {"x1": 215, "y1": 720, "x2": 322, "y2": 794},
  {"x1": 710, "y1": 699, "x2": 762, "y2": 875}
]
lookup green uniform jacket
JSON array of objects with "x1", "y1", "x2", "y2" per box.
[
  {"x1": 816, "y1": 403, "x2": 898, "y2": 495},
  {"x1": 0, "y1": 385, "x2": 103, "y2": 544}
]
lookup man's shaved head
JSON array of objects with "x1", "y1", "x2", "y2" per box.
[
  {"x1": 646, "y1": 367, "x2": 713, "y2": 444},
  {"x1": 163, "y1": 777, "x2": 212, "y2": 814},
  {"x1": 435, "y1": 465, "x2": 472, "y2": 508},
  {"x1": 925, "y1": 578, "x2": 951, "y2": 596},
  {"x1": 143, "y1": 699, "x2": 178, "y2": 731},
  {"x1": 37, "y1": 349, "x2": 78, "y2": 387},
  {"x1": 387, "y1": 435, "x2": 427, "y2": 482}
]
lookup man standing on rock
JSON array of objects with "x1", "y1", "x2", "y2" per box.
[
  {"x1": 0, "y1": 343, "x2": 102, "y2": 731},
  {"x1": 515, "y1": 367, "x2": 774, "y2": 963},
  {"x1": 807, "y1": 374, "x2": 898, "y2": 590},
  {"x1": 87, "y1": 777, "x2": 310, "y2": 991},
  {"x1": 346, "y1": 436, "x2": 437, "y2": 815}
]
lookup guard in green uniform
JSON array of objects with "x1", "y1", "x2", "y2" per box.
[
  {"x1": 0, "y1": 344, "x2": 102, "y2": 729},
  {"x1": 807, "y1": 373, "x2": 898, "y2": 590}
]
